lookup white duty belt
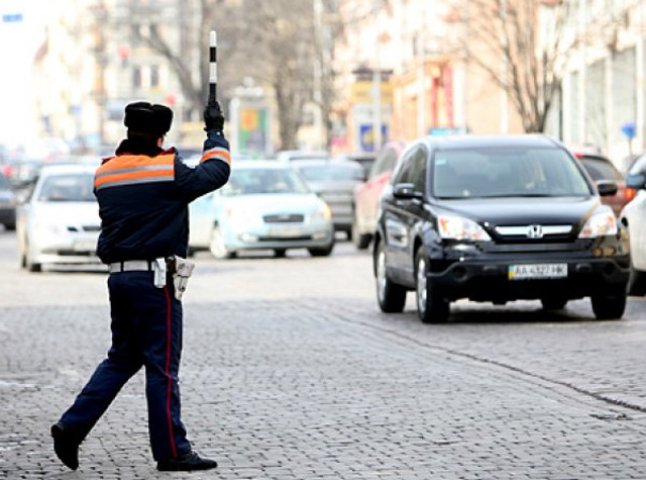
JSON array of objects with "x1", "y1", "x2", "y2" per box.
[{"x1": 108, "y1": 258, "x2": 168, "y2": 288}]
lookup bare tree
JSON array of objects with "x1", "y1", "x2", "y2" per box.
[{"x1": 467, "y1": 0, "x2": 576, "y2": 133}]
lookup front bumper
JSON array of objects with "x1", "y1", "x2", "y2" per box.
[
  {"x1": 223, "y1": 221, "x2": 334, "y2": 252},
  {"x1": 428, "y1": 237, "x2": 630, "y2": 302},
  {"x1": 31, "y1": 233, "x2": 101, "y2": 266}
]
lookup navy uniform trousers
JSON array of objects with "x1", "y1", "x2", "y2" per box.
[{"x1": 59, "y1": 270, "x2": 191, "y2": 461}]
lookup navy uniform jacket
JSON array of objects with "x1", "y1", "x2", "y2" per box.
[{"x1": 94, "y1": 130, "x2": 230, "y2": 264}]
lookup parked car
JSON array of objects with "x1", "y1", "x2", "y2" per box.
[
  {"x1": 189, "y1": 161, "x2": 334, "y2": 258},
  {"x1": 374, "y1": 135, "x2": 629, "y2": 323},
  {"x1": 16, "y1": 164, "x2": 101, "y2": 272},
  {"x1": 292, "y1": 159, "x2": 365, "y2": 238},
  {"x1": 0, "y1": 172, "x2": 16, "y2": 230},
  {"x1": 621, "y1": 154, "x2": 646, "y2": 296},
  {"x1": 276, "y1": 150, "x2": 330, "y2": 163},
  {"x1": 571, "y1": 150, "x2": 635, "y2": 217},
  {"x1": 352, "y1": 141, "x2": 405, "y2": 249}
]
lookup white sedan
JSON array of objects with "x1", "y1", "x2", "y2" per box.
[
  {"x1": 623, "y1": 153, "x2": 646, "y2": 295},
  {"x1": 16, "y1": 164, "x2": 102, "y2": 272},
  {"x1": 189, "y1": 161, "x2": 334, "y2": 258}
]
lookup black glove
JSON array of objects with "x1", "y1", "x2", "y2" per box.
[{"x1": 204, "y1": 102, "x2": 224, "y2": 131}]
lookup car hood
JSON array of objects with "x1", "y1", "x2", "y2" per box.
[
  {"x1": 221, "y1": 193, "x2": 324, "y2": 213},
  {"x1": 436, "y1": 196, "x2": 600, "y2": 226},
  {"x1": 31, "y1": 201, "x2": 101, "y2": 227}
]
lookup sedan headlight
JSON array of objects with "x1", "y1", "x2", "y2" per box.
[
  {"x1": 33, "y1": 221, "x2": 63, "y2": 235},
  {"x1": 223, "y1": 207, "x2": 258, "y2": 227},
  {"x1": 579, "y1": 210, "x2": 617, "y2": 238},
  {"x1": 311, "y1": 202, "x2": 332, "y2": 222},
  {"x1": 438, "y1": 214, "x2": 491, "y2": 242}
]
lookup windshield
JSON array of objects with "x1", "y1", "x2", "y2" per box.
[
  {"x1": 432, "y1": 147, "x2": 592, "y2": 199},
  {"x1": 38, "y1": 173, "x2": 96, "y2": 202},
  {"x1": 222, "y1": 167, "x2": 310, "y2": 196},
  {"x1": 296, "y1": 163, "x2": 364, "y2": 182}
]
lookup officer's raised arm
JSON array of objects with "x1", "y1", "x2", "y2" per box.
[{"x1": 174, "y1": 101, "x2": 230, "y2": 201}]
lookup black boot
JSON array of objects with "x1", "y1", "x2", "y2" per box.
[
  {"x1": 157, "y1": 451, "x2": 218, "y2": 471},
  {"x1": 51, "y1": 422, "x2": 80, "y2": 470}
]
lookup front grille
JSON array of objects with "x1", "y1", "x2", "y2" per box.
[
  {"x1": 258, "y1": 235, "x2": 313, "y2": 242},
  {"x1": 67, "y1": 225, "x2": 101, "y2": 232},
  {"x1": 263, "y1": 214, "x2": 304, "y2": 223}
]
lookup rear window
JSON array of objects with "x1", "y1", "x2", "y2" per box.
[
  {"x1": 222, "y1": 168, "x2": 310, "y2": 196},
  {"x1": 296, "y1": 164, "x2": 364, "y2": 182},
  {"x1": 38, "y1": 173, "x2": 95, "y2": 202},
  {"x1": 579, "y1": 156, "x2": 623, "y2": 181},
  {"x1": 433, "y1": 147, "x2": 592, "y2": 199}
]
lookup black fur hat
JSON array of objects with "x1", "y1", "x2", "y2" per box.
[{"x1": 124, "y1": 102, "x2": 173, "y2": 136}]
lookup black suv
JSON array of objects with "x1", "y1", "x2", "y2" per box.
[{"x1": 373, "y1": 135, "x2": 630, "y2": 322}]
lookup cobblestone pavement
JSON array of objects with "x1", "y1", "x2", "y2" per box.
[{"x1": 0, "y1": 231, "x2": 645, "y2": 479}]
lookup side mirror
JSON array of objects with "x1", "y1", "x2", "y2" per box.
[
  {"x1": 596, "y1": 180, "x2": 618, "y2": 197},
  {"x1": 393, "y1": 183, "x2": 423, "y2": 200},
  {"x1": 626, "y1": 173, "x2": 646, "y2": 190}
]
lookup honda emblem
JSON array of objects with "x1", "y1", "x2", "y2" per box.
[{"x1": 526, "y1": 225, "x2": 543, "y2": 239}]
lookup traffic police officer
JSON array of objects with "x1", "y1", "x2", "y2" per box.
[{"x1": 51, "y1": 101, "x2": 230, "y2": 472}]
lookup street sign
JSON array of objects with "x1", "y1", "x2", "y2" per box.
[
  {"x1": 621, "y1": 122, "x2": 636, "y2": 140},
  {"x1": 2, "y1": 13, "x2": 23, "y2": 23}
]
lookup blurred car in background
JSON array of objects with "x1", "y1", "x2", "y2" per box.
[
  {"x1": 292, "y1": 159, "x2": 365, "y2": 239},
  {"x1": 16, "y1": 164, "x2": 101, "y2": 272},
  {"x1": 0, "y1": 173, "x2": 16, "y2": 230},
  {"x1": 571, "y1": 150, "x2": 635, "y2": 217},
  {"x1": 352, "y1": 141, "x2": 405, "y2": 249},
  {"x1": 334, "y1": 152, "x2": 375, "y2": 178},
  {"x1": 374, "y1": 135, "x2": 629, "y2": 323},
  {"x1": 621, "y1": 154, "x2": 646, "y2": 296},
  {"x1": 189, "y1": 161, "x2": 334, "y2": 258},
  {"x1": 276, "y1": 150, "x2": 330, "y2": 163}
]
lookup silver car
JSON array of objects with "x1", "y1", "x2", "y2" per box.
[
  {"x1": 189, "y1": 161, "x2": 334, "y2": 258},
  {"x1": 16, "y1": 164, "x2": 101, "y2": 272}
]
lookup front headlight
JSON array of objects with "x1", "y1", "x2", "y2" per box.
[
  {"x1": 311, "y1": 202, "x2": 332, "y2": 222},
  {"x1": 33, "y1": 221, "x2": 64, "y2": 238},
  {"x1": 579, "y1": 210, "x2": 617, "y2": 238},
  {"x1": 438, "y1": 214, "x2": 491, "y2": 242},
  {"x1": 223, "y1": 207, "x2": 258, "y2": 227}
]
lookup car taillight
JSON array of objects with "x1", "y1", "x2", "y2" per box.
[{"x1": 625, "y1": 187, "x2": 636, "y2": 202}]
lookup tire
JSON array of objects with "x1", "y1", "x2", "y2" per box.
[
  {"x1": 415, "y1": 247, "x2": 449, "y2": 323},
  {"x1": 308, "y1": 241, "x2": 334, "y2": 257},
  {"x1": 627, "y1": 263, "x2": 646, "y2": 296},
  {"x1": 351, "y1": 210, "x2": 371, "y2": 250},
  {"x1": 541, "y1": 297, "x2": 568, "y2": 311},
  {"x1": 591, "y1": 291, "x2": 626, "y2": 320},
  {"x1": 209, "y1": 227, "x2": 235, "y2": 259},
  {"x1": 374, "y1": 240, "x2": 406, "y2": 313},
  {"x1": 23, "y1": 239, "x2": 41, "y2": 272},
  {"x1": 274, "y1": 249, "x2": 287, "y2": 258}
]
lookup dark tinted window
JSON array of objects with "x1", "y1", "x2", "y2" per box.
[
  {"x1": 370, "y1": 147, "x2": 398, "y2": 178},
  {"x1": 579, "y1": 156, "x2": 622, "y2": 181},
  {"x1": 410, "y1": 147, "x2": 428, "y2": 193},
  {"x1": 432, "y1": 147, "x2": 591, "y2": 198}
]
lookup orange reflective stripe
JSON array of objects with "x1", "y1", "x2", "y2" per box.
[
  {"x1": 95, "y1": 168, "x2": 174, "y2": 188},
  {"x1": 94, "y1": 153, "x2": 176, "y2": 189},
  {"x1": 200, "y1": 147, "x2": 231, "y2": 165},
  {"x1": 96, "y1": 153, "x2": 174, "y2": 175}
]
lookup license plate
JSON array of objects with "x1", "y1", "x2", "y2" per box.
[
  {"x1": 508, "y1": 263, "x2": 567, "y2": 280},
  {"x1": 74, "y1": 240, "x2": 97, "y2": 252},
  {"x1": 268, "y1": 227, "x2": 304, "y2": 238}
]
